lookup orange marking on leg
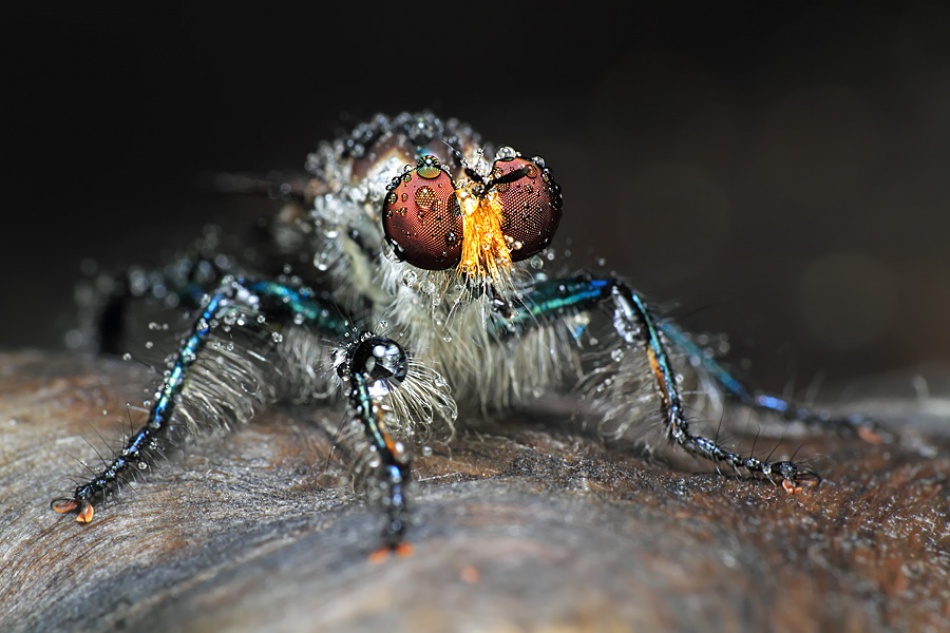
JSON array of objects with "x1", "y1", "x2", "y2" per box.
[{"x1": 646, "y1": 349, "x2": 670, "y2": 405}]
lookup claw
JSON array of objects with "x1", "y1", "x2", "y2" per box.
[
  {"x1": 51, "y1": 498, "x2": 95, "y2": 523},
  {"x1": 857, "y1": 425, "x2": 884, "y2": 445},
  {"x1": 369, "y1": 542, "x2": 414, "y2": 563},
  {"x1": 782, "y1": 479, "x2": 803, "y2": 495}
]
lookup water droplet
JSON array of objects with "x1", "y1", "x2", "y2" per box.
[
  {"x1": 415, "y1": 186, "x2": 436, "y2": 210},
  {"x1": 272, "y1": 332, "x2": 284, "y2": 343},
  {"x1": 495, "y1": 146, "x2": 518, "y2": 160},
  {"x1": 122, "y1": 353, "x2": 132, "y2": 361},
  {"x1": 145, "y1": 341, "x2": 154, "y2": 349},
  {"x1": 417, "y1": 155, "x2": 442, "y2": 179}
]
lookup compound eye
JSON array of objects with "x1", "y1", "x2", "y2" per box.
[
  {"x1": 491, "y1": 156, "x2": 562, "y2": 261},
  {"x1": 382, "y1": 155, "x2": 463, "y2": 270}
]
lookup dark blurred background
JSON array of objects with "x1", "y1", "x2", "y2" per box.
[{"x1": 5, "y1": 2, "x2": 950, "y2": 399}]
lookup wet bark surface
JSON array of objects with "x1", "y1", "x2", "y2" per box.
[{"x1": 1, "y1": 351, "x2": 948, "y2": 632}]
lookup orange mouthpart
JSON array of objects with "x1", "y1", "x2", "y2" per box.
[{"x1": 456, "y1": 187, "x2": 512, "y2": 282}]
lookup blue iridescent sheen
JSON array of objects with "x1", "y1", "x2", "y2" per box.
[
  {"x1": 64, "y1": 278, "x2": 352, "y2": 509},
  {"x1": 492, "y1": 275, "x2": 825, "y2": 477}
]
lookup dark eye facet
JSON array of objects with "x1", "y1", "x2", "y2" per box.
[
  {"x1": 491, "y1": 156, "x2": 562, "y2": 261},
  {"x1": 382, "y1": 155, "x2": 463, "y2": 270}
]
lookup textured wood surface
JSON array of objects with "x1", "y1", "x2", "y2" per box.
[{"x1": 1, "y1": 351, "x2": 949, "y2": 632}]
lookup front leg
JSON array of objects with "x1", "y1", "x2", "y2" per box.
[
  {"x1": 335, "y1": 335, "x2": 413, "y2": 549},
  {"x1": 495, "y1": 276, "x2": 820, "y2": 490},
  {"x1": 52, "y1": 275, "x2": 353, "y2": 523},
  {"x1": 54, "y1": 275, "x2": 456, "y2": 548}
]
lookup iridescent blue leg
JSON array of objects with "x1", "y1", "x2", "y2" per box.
[
  {"x1": 658, "y1": 321, "x2": 883, "y2": 441},
  {"x1": 337, "y1": 335, "x2": 413, "y2": 548},
  {"x1": 494, "y1": 276, "x2": 819, "y2": 487},
  {"x1": 52, "y1": 275, "x2": 354, "y2": 523}
]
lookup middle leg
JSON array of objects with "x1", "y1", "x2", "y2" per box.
[{"x1": 492, "y1": 275, "x2": 821, "y2": 489}]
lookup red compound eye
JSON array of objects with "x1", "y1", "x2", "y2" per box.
[
  {"x1": 491, "y1": 155, "x2": 562, "y2": 261},
  {"x1": 382, "y1": 155, "x2": 463, "y2": 270}
]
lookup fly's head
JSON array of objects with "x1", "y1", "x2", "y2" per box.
[
  {"x1": 301, "y1": 113, "x2": 562, "y2": 313},
  {"x1": 381, "y1": 146, "x2": 562, "y2": 299}
]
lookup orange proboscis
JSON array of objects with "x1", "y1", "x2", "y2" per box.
[{"x1": 456, "y1": 187, "x2": 511, "y2": 282}]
